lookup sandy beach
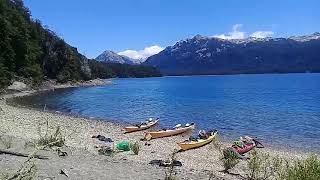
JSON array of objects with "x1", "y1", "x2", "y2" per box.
[{"x1": 0, "y1": 89, "x2": 313, "y2": 180}]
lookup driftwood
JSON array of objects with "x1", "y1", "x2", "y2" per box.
[
  {"x1": 60, "y1": 168, "x2": 69, "y2": 177},
  {"x1": 0, "y1": 149, "x2": 48, "y2": 159}
]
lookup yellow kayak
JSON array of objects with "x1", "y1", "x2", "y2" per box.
[
  {"x1": 177, "y1": 131, "x2": 218, "y2": 151},
  {"x1": 144, "y1": 123, "x2": 195, "y2": 140},
  {"x1": 123, "y1": 119, "x2": 159, "y2": 133}
]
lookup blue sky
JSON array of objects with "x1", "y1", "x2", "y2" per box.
[{"x1": 24, "y1": 0, "x2": 320, "y2": 59}]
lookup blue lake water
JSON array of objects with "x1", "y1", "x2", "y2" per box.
[{"x1": 21, "y1": 74, "x2": 320, "y2": 152}]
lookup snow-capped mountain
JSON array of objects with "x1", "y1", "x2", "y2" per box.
[
  {"x1": 289, "y1": 32, "x2": 320, "y2": 42},
  {"x1": 95, "y1": 50, "x2": 135, "y2": 64},
  {"x1": 144, "y1": 33, "x2": 320, "y2": 75}
]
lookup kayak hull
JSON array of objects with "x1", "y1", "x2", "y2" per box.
[
  {"x1": 124, "y1": 120, "x2": 158, "y2": 133},
  {"x1": 177, "y1": 131, "x2": 217, "y2": 151},
  {"x1": 233, "y1": 143, "x2": 255, "y2": 154},
  {"x1": 145, "y1": 124, "x2": 195, "y2": 139}
]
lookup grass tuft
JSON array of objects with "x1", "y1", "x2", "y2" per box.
[
  {"x1": 130, "y1": 141, "x2": 140, "y2": 155},
  {"x1": 36, "y1": 121, "x2": 65, "y2": 148}
]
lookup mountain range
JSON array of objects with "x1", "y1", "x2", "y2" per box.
[{"x1": 144, "y1": 33, "x2": 320, "y2": 75}]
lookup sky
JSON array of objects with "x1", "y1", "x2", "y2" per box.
[{"x1": 24, "y1": 0, "x2": 320, "y2": 59}]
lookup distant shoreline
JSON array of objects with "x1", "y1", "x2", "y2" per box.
[{"x1": 162, "y1": 71, "x2": 320, "y2": 78}]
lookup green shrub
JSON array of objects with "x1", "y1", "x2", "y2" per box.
[
  {"x1": 222, "y1": 156, "x2": 240, "y2": 173},
  {"x1": 212, "y1": 137, "x2": 240, "y2": 174},
  {"x1": 278, "y1": 155, "x2": 320, "y2": 180},
  {"x1": 246, "y1": 150, "x2": 283, "y2": 180}
]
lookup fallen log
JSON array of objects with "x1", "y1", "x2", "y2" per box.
[{"x1": 0, "y1": 149, "x2": 48, "y2": 159}]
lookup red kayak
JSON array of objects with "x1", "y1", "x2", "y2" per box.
[
  {"x1": 231, "y1": 138, "x2": 264, "y2": 155},
  {"x1": 232, "y1": 143, "x2": 255, "y2": 154}
]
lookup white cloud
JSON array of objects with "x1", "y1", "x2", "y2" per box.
[
  {"x1": 118, "y1": 45, "x2": 164, "y2": 60},
  {"x1": 250, "y1": 31, "x2": 274, "y2": 38},
  {"x1": 213, "y1": 24, "x2": 274, "y2": 39},
  {"x1": 213, "y1": 24, "x2": 245, "y2": 39}
]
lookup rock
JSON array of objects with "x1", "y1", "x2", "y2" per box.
[
  {"x1": 79, "y1": 55, "x2": 92, "y2": 79},
  {"x1": 7, "y1": 81, "x2": 28, "y2": 91},
  {"x1": 57, "y1": 148, "x2": 68, "y2": 157},
  {"x1": 88, "y1": 79, "x2": 108, "y2": 86}
]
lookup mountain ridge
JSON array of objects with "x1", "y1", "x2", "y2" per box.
[{"x1": 144, "y1": 32, "x2": 320, "y2": 75}]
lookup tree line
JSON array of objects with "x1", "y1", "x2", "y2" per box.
[{"x1": 89, "y1": 60, "x2": 161, "y2": 79}]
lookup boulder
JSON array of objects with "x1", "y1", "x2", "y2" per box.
[{"x1": 7, "y1": 81, "x2": 28, "y2": 91}]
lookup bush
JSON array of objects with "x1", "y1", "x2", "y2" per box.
[
  {"x1": 222, "y1": 156, "x2": 240, "y2": 173},
  {"x1": 246, "y1": 150, "x2": 283, "y2": 180},
  {"x1": 278, "y1": 155, "x2": 320, "y2": 180},
  {"x1": 212, "y1": 136, "x2": 240, "y2": 174}
]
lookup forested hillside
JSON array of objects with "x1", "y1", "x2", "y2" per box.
[
  {"x1": 0, "y1": 0, "x2": 161, "y2": 89},
  {"x1": 0, "y1": 0, "x2": 93, "y2": 88}
]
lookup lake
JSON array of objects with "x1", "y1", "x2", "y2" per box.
[{"x1": 19, "y1": 73, "x2": 320, "y2": 152}]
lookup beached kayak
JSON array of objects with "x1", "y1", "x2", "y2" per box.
[
  {"x1": 145, "y1": 123, "x2": 195, "y2": 140},
  {"x1": 231, "y1": 136, "x2": 264, "y2": 154},
  {"x1": 232, "y1": 143, "x2": 255, "y2": 154},
  {"x1": 123, "y1": 119, "x2": 159, "y2": 133},
  {"x1": 177, "y1": 131, "x2": 218, "y2": 151}
]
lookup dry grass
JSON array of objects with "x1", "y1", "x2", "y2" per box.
[
  {"x1": 0, "y1": 135, "x2": 14, "y2": 149},
  {"x1": 36, "y1": 121, "x2": 65, "y2": 148},
  {"x1": 3, "y1": 121, "x2": 67, "y2": 180},
  {"x1": 6, "y1": 161, "x2": 37, "y2": 180},
  {"x1": 164, "y1": 149, "x2": 178, "y2": 180},
  {"x1": 6, "y1": 137, "x2": 64, "y2": 180}
]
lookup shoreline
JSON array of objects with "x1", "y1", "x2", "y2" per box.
[
  {"x1": 0, "y1": 85, "x2": 316, "y2": 179},
  {"x1": 6, "y1": 89, "x2": 317, "y2": 155}
]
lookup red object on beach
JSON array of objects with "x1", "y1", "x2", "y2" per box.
[{"x1": 232, "y1": 143, "x2": 255, "y2": 154}]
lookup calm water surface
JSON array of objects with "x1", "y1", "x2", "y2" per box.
[{"x1": 21, "y1": 74, "x2": 320, "y2": 152}]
